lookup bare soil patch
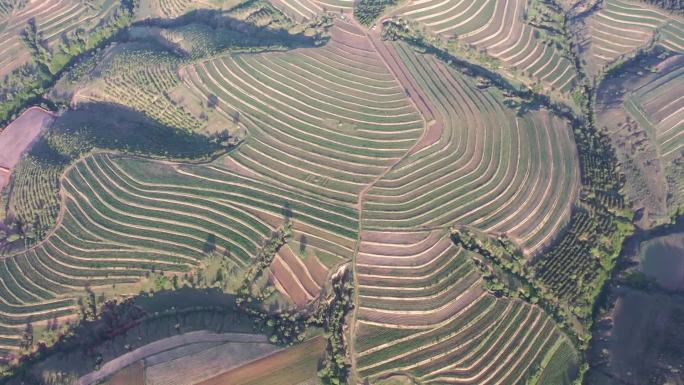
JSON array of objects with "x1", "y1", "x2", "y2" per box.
[
  {"x1": 78, "y1": 331, "x2": 268, "y2": 385},
  {"x1": 145, "y1": 340, "x2": 280, "y2": 385},
  {"x1": 197, "y1": 336, "x2": 325, "y2": 385},
  {"x1": 0, "y1": 106, "x2": 55, "y2": 190},
  {"x1": 105, "y1": 362, "x2": 145, "y2": 385}
]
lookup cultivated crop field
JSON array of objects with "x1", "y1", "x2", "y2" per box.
[
  {"x1": 576, "y1": 0, "x2": 684, "y2": 75},
  {"x1": 0, "y1": 15, "x2": 583, "y2": 383},
  {"x1": 354, "y1": 230, "x2": 579, "y2": 384},
  {"x1": 269, "y1": 0, "x2": 354, "y2": 20},
  {"x1": 3, "y1": 0, "x2": 675, "y2": 382},
  {"x1": 393, "y1": 0, "x2": 579, "y2": 95}
]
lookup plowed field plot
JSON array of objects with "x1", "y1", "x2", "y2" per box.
[
  {"x1": 0, "y1": 17, "x2": 580, "y2": 382},
  {"x1": 0, "y1": 107, "x2": 54, "y2": 190},
  {"x1": 80, "y1": 330, "x2": 274, "y2": 385},
  {"x1": 596, "y1": 51, "x2": 683, "y2": 226},
  {"x1": 394, "y1": 0, "x2": 578, "y2": 93}
]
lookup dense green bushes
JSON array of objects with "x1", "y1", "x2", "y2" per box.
[{"x1": 355, "y1": 0, "x2": 397, "y2": 26}]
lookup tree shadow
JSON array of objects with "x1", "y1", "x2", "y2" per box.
[{"x1": 299, "y1": 234, "x2": 308, "y2": 256}]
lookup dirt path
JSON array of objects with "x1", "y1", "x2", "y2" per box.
[{"x1": 342, "y1": 16, "x2": 445, "y2": 384}]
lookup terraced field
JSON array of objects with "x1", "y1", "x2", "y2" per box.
[
  {"x1": 624, "y1": 58, "x2": 683, "y2": 160},
  {"x1": 354, "y1": 230, "x2": 577, "y2": 384},
  {"x1": 364, "y1": 40, "x2": 579, "y2": 254},
  {"x1": 596, "y1": 52, "x2": 683, "y2": 227},
  {"x1": 0, "y1": 0, "x2": 118, "y2": 76},
  {"x1": 579, "y1": 0, "x2": 684, "y2": 75},
  {"x1": 0, "y1": 152, "x2": 355, "y2": 354},
  {"x1": 394, "y1": 0, "x2": 578, "y2": 93},
  {"x1": 0, "y1": 16, "x2": 581, "y2": 380},
  {"x1": 180, "y1": 21, "x2": 424, "y2": 204},
  {"x1": 269, "y1": 0, "x2": 354, "y2": 20}
]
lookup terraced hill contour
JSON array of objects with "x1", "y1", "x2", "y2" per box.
[
  {"x1": 392, "y1": 0, "x2": 579, "y2": 94},
  {"x1": 575, "y1": 0, "x2": 684, "y2": 75},
  {"x1": 0, "y1": 0, "x2": 118, "y2": 77},
  {"x1": 0, "y1": 16, "x2": 580, "y2": 382}
]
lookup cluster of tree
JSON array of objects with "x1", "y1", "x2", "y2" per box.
[
  {"x1": 77, "y1": 287, "x2": 99, "y2": 322},
  {"x1": 452, "y1": 229, "x2": 538, "y2": 298},
  {"x1": 452, "y1": 228, "x2": 585, "y2": 347},
  {"x1": 136, "y1": 0, "x2": 331, "y2": 60},
  {"x1": 20, "y1": 20, "x2": 52, "y2": 66},
  {"x1": 524, "y1": 0, "x2": 565, "y2": 35},
  {"x1": 1, "y1": 293, "x2": 147, "y2": 380},
  {"x1": 228, "y1": 216, "x2": 353, "y2": 384},
  {"x1": 235, "y1": 219, "x2": 292, "y2": 307},
  {"x1": 524, "y1": 0, "x2": 575, "y2": 61},
  {"x1": 639, "y1": 0, "x2": 683, "y2": 12},
  {"x1": 355, "y1": 0, "x2": 398, "y2": 26},
  {"x1": 315, "y1": 269, "x2": 354, "y2": 385},
  {"x1": 383, "y1": 19, "x2": 523, "y2": 96},
  {"x1": 242, "y1": 268, "x2": 355, "y2": 384},
  {"x1": 0, "y1": 0, "x2": 138, "y2": 124}
]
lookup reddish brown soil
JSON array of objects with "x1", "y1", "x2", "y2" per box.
[
  {"x1": 359, "y1": 286, "x2": 485, "y2": 326},
  {"x1": 106, "y1": 362, "x2": 144, "y2": 385},
  {"x1": 220, "y1": 156, "x2": 260, "y2": 179},
  {"x1": 359, "y1": 231, "x2": 442, "y2": 256},
  {"x1": 197, "y1": 336, "x2": 325, "y2": 385},
  {"x1": 487, "y1": 0, "x2": 526, "y2": 56},
  {"x1": 361, "y1": 230, "x2": 430, "y2": 244},
  {"x1": 463, "y1": 0, "x2": 507, "y2": 43},
  {"x1": 357, "y1": 244, "x2": 457, "y2": 280},
  {"x1": 304, "y1": 253, "x2": 329, "y2": 285},
  {"x1": 270, "y1": 255, "x2": 311, "y2": 307},
  {"x1": 358, "y1": 237, "x2": 453, "y2": 267},
  {"x1": 0, "y1": 106, "x2": 55, "y2": 190},
  {"x1": 278, "y1": 244, "x2": 320, "y2": 295}
]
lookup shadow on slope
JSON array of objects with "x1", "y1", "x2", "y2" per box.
[{"x1": 0, "y1": 102, "x2": 232, "y2": 252}]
